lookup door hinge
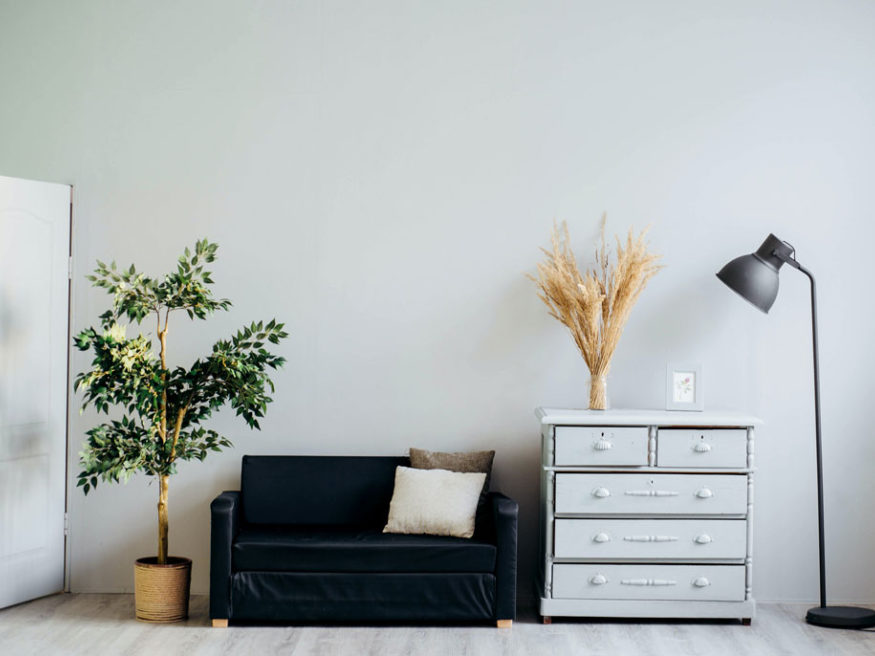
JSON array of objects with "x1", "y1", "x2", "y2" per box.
[
  {"x1": 68, "y1": 256, "x2": 73, "y2": 280},
  {"x1": 64, "y1": 512, "x2": 70, "y2": 536}
]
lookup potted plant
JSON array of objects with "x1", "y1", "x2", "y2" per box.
[{"x1": 73, "y1": 239, "x2": 287, "y2": 622}]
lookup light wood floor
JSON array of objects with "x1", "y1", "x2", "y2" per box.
[{"x1": 1, "y1": 594, "x2": 873, "y2": 656}]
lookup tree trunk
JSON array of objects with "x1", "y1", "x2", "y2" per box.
[
  {"x1": 158, "y1": 475, "x2": 169, "y2": 564},
  {"x1": 157, "y1": 319, "x2": 169, "y2": 565}
]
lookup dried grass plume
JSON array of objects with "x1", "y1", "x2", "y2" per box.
[{"x1": 530, "y1": 215, "x2": 663, "y2": 409}]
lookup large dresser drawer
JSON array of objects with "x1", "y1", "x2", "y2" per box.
[
  {"x1": 658, "y1": 429, "x2": 748, "y2": 468},
  {"x1": 552, "y1": 564, "x2": 746, "y2": 601},
  {"x1": 554, "y1": 518, "x2": 747, "y2": 560},
  {"x1": 554, "y1": 426, "x2": 648, "y2": 466},
  {"x1": 554, "y1": 473, "x2": 747, "y2": 516}
]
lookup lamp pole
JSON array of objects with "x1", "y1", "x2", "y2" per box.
[{"x1": 795, "y1": 263, "x2": 827, "y2": 609}]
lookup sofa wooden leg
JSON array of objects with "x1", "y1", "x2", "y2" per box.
[
  {"x1": 212, "y1": 619, "x2": 229, "y2": 628},
  {"x1": 496, "y1": 619, "x2": 512, "y2": 629}
]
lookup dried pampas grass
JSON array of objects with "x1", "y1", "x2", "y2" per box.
[{"x1": 530, "y1": 216, "x2": 663, "y2": 409}]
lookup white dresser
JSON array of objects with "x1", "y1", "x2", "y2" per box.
[{"x1": 537, "y1": 408, "x2": 760, "y2": 624}]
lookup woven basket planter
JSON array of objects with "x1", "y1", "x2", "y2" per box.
[{"x1": 134, "y1": 556, "x2": 191, "y2": 622}]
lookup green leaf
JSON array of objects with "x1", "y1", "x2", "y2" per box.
[{"x1": 74, "y1": 240, "x2": 289, "y2": 498}]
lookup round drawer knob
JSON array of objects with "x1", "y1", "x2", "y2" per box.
[
  {"x1": 590, "y1": 574, "x2": 608, "y2": 586},
  {"x1": 693, "y1": 577, "x2": 711, "y2": 588},
  {"x1": 695, "y1": 488, "x2": 713, "y2": 499},
  {"x1": 593, "y1": 532, "x2": 611, "y2": 543},
  {"x1": 694, "y1": 534, "x2": 713, "y2": 545},
  {"x1": 592, "y1": 487, "x2": 611, "y2": 499}
]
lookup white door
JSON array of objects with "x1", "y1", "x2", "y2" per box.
[{"x1": 0, "y1": 175, "x2": 71, "y2": 608}]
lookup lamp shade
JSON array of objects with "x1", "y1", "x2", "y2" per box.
[{"x1": 716, "y1": 233, "x2": 791, "y2": 313}]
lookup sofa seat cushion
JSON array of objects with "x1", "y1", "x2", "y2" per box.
[{"x1": 232, "y1": 525, "x2": 497, "y2": 573}]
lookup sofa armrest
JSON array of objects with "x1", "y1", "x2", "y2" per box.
[
  {"x1": 487, "y1": 491, "x2": 518, "y2": 621},
  {"x1": 210, "y1": 491, "x2": 241, "y2": 620}
]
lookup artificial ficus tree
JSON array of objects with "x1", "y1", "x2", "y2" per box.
[{"x1": 74, "y1": 239, "x2": 287, "y2": 564}]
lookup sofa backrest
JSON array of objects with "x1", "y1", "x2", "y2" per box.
[{"x1": 241, "y1": 455, "x2": 408, "y2": 526}]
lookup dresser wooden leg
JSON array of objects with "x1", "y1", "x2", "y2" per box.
[
  {"x1": 541, "y1": 616, "x2": 552, "y2": 625},
  {"x1": 212, "y1": 619, "x2": 229, "y2": 628},
  {"x1": 496, "y1": 619, "x2": 512, "y2": 628}
]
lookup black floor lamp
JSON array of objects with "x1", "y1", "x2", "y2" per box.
[{"x1": 716, "y1": 233, "x2": 875, "y2": 630}]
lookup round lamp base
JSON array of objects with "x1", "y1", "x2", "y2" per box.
[{"x1": 806, "y1": 606, "x2": 875, "y2": 629}]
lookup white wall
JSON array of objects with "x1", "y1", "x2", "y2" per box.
[{"x1": 1, "y1": 0, "x2": 873, "y2": 603}]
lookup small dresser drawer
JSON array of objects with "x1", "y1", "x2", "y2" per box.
[
  {"x1": 555, "y1": 473, "x2": 747, "y2": 516},
  {"x1": 554, "y1": 518, "x2": 747, "y2": 560},
  {"x1": 554, "y1": 426, "x2": 648, "y2": 466},
  {"x1": 552, "y1": 564, "x2": 746, "y2": 601},
  {"x1": 658, "y1": 429, "x2": 748, "y2": 468}
]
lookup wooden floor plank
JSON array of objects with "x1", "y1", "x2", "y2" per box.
[{"x1": 1, "y1": 594, "x2": 873, "y2": 656}]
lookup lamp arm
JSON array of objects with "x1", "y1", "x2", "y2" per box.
[
  {"x1": 793, "y1": 261, "x2": 827, "y2": 608},
  {"x1": 773, "y1": 241, "x2": 802, "y2": 270}
]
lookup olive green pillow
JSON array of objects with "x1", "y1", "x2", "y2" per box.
[{"x1": 408, "y1": 448, "x2": 495, "y2": 506}]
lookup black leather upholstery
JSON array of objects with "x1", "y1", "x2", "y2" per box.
[
  {"x1": 209, "y1": 491, "x2": 240, "y2": 621},
  {"x1": 489, "y1": 492, "x2": 518, "y2": 621},
  {"x1": 230, "y1": 572, "x2": 496, "y2": 622},
  {"x1": 241, "y1": 455, "x2": 406, "y2": 525},
  {"x1": 232, "y1": 525, "x2": 497, "y2": 572},
  {"x1": 209, "y1": 455, "x2": 518, "y2": 624}
]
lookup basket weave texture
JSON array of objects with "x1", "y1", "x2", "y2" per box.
[{"x1": 134, "y1": 556, "x2": 191, "y2": 623}]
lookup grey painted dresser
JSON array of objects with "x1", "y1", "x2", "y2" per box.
[{"x1": 536, "y1": 408, "x2": 761, "y2": 623}]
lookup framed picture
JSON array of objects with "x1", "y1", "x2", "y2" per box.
[{"x1": 666, "y1": 363, "x2": 703, "y2": 411}]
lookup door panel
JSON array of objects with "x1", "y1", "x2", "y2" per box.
[{"x1": 0, "y1": 175, "x2": 71, "y2": 609}]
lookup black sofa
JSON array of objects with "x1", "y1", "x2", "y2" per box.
[{"x1": 210, "y1": 455, "x2": 518, "y2": 627}]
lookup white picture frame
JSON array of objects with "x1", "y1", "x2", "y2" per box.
[{"x1": 666, "y1": 362, "x2": 704, "y2": 411}]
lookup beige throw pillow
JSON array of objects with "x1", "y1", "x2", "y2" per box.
[{"x1": 383, "y1": 466, "x2": 487, "y2": 539}]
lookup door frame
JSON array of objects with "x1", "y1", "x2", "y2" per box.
[{"x1": 63, "y1": 185, "x2": 73, "y2": 593}]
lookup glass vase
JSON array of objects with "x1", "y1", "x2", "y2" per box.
[{"x1": 588, "y1": 373, "x2": 608, "y2": 410}]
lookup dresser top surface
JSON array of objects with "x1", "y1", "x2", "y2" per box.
[{"x1": 536, "y1": 407, "x2": 762, "y2": 427}]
